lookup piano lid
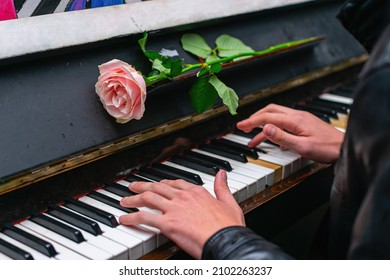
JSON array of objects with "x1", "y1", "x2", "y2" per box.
[{"x1": 0, "y1": 0, "x2": 367, "y2": 193}]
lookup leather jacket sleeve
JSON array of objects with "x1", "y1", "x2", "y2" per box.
[
  {"x1": 201, "y1": 226, "x2": 293, "y2": 260},
  {"x1": 337, "y1": 0, "x2": 390, "y2": 52},
  {"x1": 329, "y1": 26, "x2": 390, "y2": 259}
]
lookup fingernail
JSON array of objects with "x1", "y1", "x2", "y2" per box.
[
  {"x1": 220, "y1": 170, "x2": 227, "y2": 180},
  {"x1": 265, "y1": 125, "x2": 275, "y2": 137}
]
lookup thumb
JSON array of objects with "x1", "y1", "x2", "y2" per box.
[
  {"x1": 214, "y1": 170, "x2": 236, "y2": 205},
  {"x1": 263, "y1": 124, "x2": 299, "y2": 151}
]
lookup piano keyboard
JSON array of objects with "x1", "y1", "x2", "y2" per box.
[{"x1": 0, "y1": 87, "x2": 354, "y2": 260}]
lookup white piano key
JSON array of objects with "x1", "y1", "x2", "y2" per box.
[
  {"x1": 19, "y1": 220, "x2": 113, "y2": 260},
  {"x1": 224, "y1": 134, "x2": 301, "y2": 172},
  {"x1": 44, "y1": 212, "x2": 128, "y2": 260},
  {"x1": 117, "y1": 178, "x2": 220, "y2": 199},
  {"x1": 78, "y1": 196, "x2": 157, "y2": 254},
  {"x1": 201, "y1": 143, "x2": 292, "y2": 179},
  {"x1": 14, "y1": 224, "x2": 88, "y2": 260},
  {"x1": 119, "y1": 173, "x2": 237, "y2": 200},
  {"x1": 206, "y1": 137, "x2": 276, "y2": 186},
  {"x1": 0, "y1": 252, "x2": 12, "y2": 260},
  {"x1": 319, "y1": 93, "x2": 354, "y2": 105},
  {"x1": 0, "y1": 232, "x2": 52, "y2": 260},
  {"x1": 96, "y1": 189, "x2": 169, "y2": 247},
  {"x1": 61, "y1": 205, "x2": 144, "y2": 260},
  {"x1": 192, "y1": 148, "x2": 275, "y2": 190},
  {"x1": 162, "y1": 161, "x2": 248, "y2": 202}
]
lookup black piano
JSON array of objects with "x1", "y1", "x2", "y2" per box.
[{"x1": 0, "y1": 0, "x2": 366, "y2": 260}]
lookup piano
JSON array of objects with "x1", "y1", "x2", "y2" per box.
[{"x1": 0, "y1": 0, "x2": 367, "y2": 260}]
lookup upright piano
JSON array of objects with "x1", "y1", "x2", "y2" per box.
[{"x1": 0, "y1": 0, "x2": 367, "y2": 260}]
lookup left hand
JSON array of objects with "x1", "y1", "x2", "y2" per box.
[{"x1": 119, "y1": 170, "x2": 245, "y2": 259}]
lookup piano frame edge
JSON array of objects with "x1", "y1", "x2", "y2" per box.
[{"x1": 0, "y1": 53, "x2": 368, "y2": 197}]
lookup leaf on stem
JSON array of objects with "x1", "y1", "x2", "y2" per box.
[
  {"x1": 208, "y1": 75, "x2": 238, "y2": 115},
  {"x1": 216, "y1": 34, "x2": 254, "y2": 58},
  {"x1": 181, "y1": 33, "x2": 213, "y2": 58},
  {"x1": 189, "y1": 76, "x2": 218, "y2": 113}
]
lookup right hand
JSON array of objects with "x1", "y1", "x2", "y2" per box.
[
  {"x1": 236, "y1": 104, "x2": 345, "y2": 163},
  {"x1": 119, "y1": 170, "x2": 245, "y2": 259}
]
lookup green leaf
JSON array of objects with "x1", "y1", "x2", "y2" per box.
[
  {"x1": 138, "y1": 32, "x2": 148, "y2": 53},
  {"x1": 209, "y1": 63, "x2": 222, "y2": 74},
  {"x1": 181, "y1": 33, "x2": 212, "y2": 58},
  {"x1": 145, "y1": 72, "x2": 167, "y2": 87},
  {"x1": 169, "y1": 59, "x2": 184, "y2": 77},
  {"x1": 152, "y1": 59, "x2": 170, "y2": 74},
  {"x1": 208, "y1": 75, "x2": 238, "y2": 115},
  {"x1": 216, "y1": 34, "x2": 254, "y2": 57},
  {"x1": 189, "y1": 76, "x2": 218, "y2": 113},
  {"x1": 144, "y1": 50, "x2": 163, "y2": 61},
  {"x1": 205, "y1": 53, "x2": 219, "y2": 62},
  {"x1": 197, "y1": 67, "x2": 209, "y2": 77}
]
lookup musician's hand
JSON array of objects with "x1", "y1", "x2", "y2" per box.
[
  {"x1": 119, "y1": 170, "x2": 245, "y2": 259},
  {"x1": 236, "y1": 104, "x2": 344, "y2": 163}
]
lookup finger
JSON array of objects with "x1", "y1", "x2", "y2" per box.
[
  {"x1": 251, "y1": 104, "x2": 297, "y2": 116},
  {"x1": 120, "y1": 191, "x2": 170, "y2": 212},
  {"x1": 129, "y1": 181, "x2": 179, "y2": 200},
  {"x1": 263, "y1": 124, "x2": 302, "y2": 152},
  {"x1": 119, "y1": 211, "x2": 163, "y2": 229},
  {"x1": 247, "y1": 131, "x2": 267, "y2": 147},
  {"x1": 160, "y1": 178, "x2": 199, "y2": 191},
  {"x1": 237, "y1": 112, "x2": 297, "y2": 133},
  {"x1": 213, "y1": 170, "x2": 236, "y2": 206},
  {"x1": 236, "y1": 117, "x2": 262, "y2": 133}
]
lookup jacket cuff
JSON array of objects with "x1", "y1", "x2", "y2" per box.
[{"x1": 201, "y1": 226, "x2": 292, "y2": 260}]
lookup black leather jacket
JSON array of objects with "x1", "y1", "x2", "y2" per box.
[{"x1": 202, "y1": 1, "x2": 390, "y2": 260}]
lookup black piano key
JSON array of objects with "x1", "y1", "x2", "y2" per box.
[
  {"x1": 184, "y1": 150, "x2": 233, "y2": 171},
  {"x1": 104, "y1": 182, "x2": 137, "y2": 197},
  {"x1": 315, "y1": 114, "x2": 331, "y2": 123},
  {"x1": 88, "y1": 191, "x2": 139, "y2": 214},
  {"x1": 211, "y1": 138, "x2": 259, "y2": 159},
  {"x1": 329, "y1": 87, "x2": 354, "y2": 98},
  {"x1": 151, "y1": 163, "x2": 204, "y2": 185},
  {"x1": 234, "y1": 127, "x2": 263, "y2": 139},
  {"x1": 307, "y1": 99, "x2": 349, "y2": 114},
  {"x1": 30, "y1": 212, "x2": 85, "y2": 244},
  {"x1": 292, "y1": 106, "x2": 331, "y2": 123},
  {"x1": 2, "y1": 223, "x2": 57, "y2": 257},
  {"x1": 125, "y1": 173, "x2": 152, "y2": 182},
  {"x1": 314, "y1": 97, "x2": 351, "y2": 109},
  {"x1": 139, "y1": 167, "x2": 177, "y2": 182},
  {"x1": 64, "y1": 198, "x2": 119, "y2": 228},
  {"x1": 171, "y1": 156, "x2": 219, "y2": 176},
  {"x1": 233, "y1": 129, "x2": 277, "y2": 148},
  {"x1": 294, "y1": 104, "x2": 339, "y2": 119},
  {"x1": 48, "y1": 205, "x2": 102, "y2": 236},
  {"x1": 0, "y1": 238, "x2": 34, "y2": 260},
  {"x1": 199, "y1": 143, "x2": 248, "y2": 163}
]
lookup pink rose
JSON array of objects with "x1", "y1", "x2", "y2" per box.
[{"x1": 95, "y1": 59, "x2": 147, "y2": 123}]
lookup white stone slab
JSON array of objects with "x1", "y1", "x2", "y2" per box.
[{"x1": 0, "y1": 0, "x2": 313, "y2": 61}]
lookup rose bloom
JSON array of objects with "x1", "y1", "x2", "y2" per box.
[{"x1": 95, "y1": 59, "x2": 147, "y2": 123}]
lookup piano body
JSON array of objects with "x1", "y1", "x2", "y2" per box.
[{"x1": 0, "y1": 0, "x2": 367, "y2": 259}]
